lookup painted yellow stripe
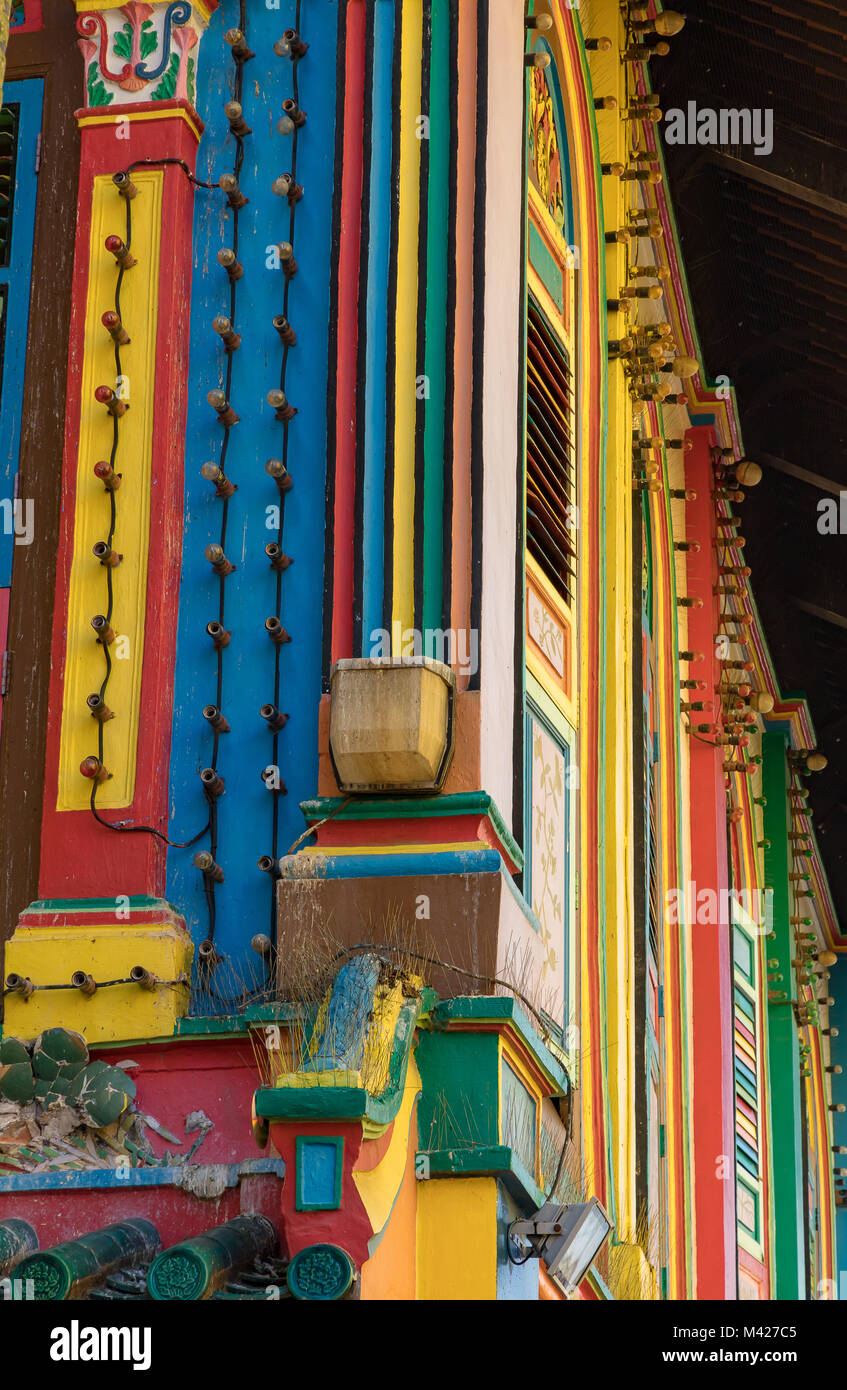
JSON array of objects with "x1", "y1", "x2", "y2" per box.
[
  {"x1": 77, "y1": 108, "x2": 203, "y2": 144},
  {"x1": 391, "y1": 0, "x2": 423, "y2": 647},
  {"x1": 57, "y1": 171, "x2": 163, "y2": 810},
  {"x1": 75, "y1": 0, "x2": 216, "y2": 19},
  {"x1": 300, "y1": 841, "x2": 485, "y2": 857}
]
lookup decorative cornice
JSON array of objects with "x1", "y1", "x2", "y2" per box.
[{"x1": 75, "y1": 1, "x2": 214, "y2": 110}]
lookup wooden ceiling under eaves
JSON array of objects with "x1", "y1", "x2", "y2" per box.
[{"x1": 652, "y1": 0, "x2": 847, "y2": 929}]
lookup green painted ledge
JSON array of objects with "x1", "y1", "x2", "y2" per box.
[
  {"x1": 429, "y1": 996, "x2": 570, "y2": 1095},
  {"x1": 300, "y1": 791, "x2": 524, "y2": 872},
  {"x1": 419, "y1": 1145, "x2": 546, "y2": 1211}
]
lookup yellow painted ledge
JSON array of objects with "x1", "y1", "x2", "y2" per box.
[{"x1": 4, "y1": 921, "x2": 192, "y2": 1045}]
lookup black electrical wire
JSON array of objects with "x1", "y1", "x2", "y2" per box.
[
  {"x1": 268, "y1": 0, "x2": 305, "y2": 946},
  {"x1": 88, "y1": 181, "x2": 211, "y2": 850}
]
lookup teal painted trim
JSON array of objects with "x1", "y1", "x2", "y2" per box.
[
  {"x1": 0, "y1": 1158, "x2": 285, "y2": 1193},
  {"x1": 256, "y1": 1087, "x2": 368, "y2": 1121},
  {"x1": 299, "y1": 791, "x2": 524, "y2": 870},
  {"x1": 279, "y1": 848, "x2": 504, "y2": 879},
  {"x1": 432, "y1": 995, "x2": 569, "y2": 1094},
  {"x1": 422, "y1": 0, "x2": 450, "y2": 643},
  {"x1": 24, "y1": 896, "x2": 177, "y2": 914},
  {"x1": 762, "y1": 730, "x2": 805, "y2": 1299},
  {"x1": 295, "y1": 1135, "x2": 344, "y2": 1212},
  {"x1": 421, "y1": 1145, "x2": 545, "y2": 1211},
  {"x1": 175, "y1": 1015, "x2": 249, "y2": 1037},
  {"x1": 528, "y1": 221, "x2": 564, "y2": 311},
  {"x1": 242, "y1": 1003, "x2": 302, "y2": 1023}
]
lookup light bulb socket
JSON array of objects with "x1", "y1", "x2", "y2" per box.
[
  {"x1": 267, "y1": 389, "x2": 297, "y2": 422},
  {"x1": 265, "y1": 542, "x2": 293, "y2": 571},
  {"x1": 273, "y1": 314, "x2": 297, "y2": 347},
  {"x1": 207, "y1": 391, "x2": 239, "y2": 426},
  {"x1": 93, "y1": 541, "x2": 123, "y2": 568},
  {"x1": 280, "y1": 28, "x2": 308, "y2": 59},
  {"x1": 72, "y1": 970, "x2": 97, "y2": 997},
  {"x1": 130, "y1": 965, "x2": 157, "y2": 991},
  {"x1": 224, "y1": 100, "x2": 252, "y2": 137},
  {"x1": 203, "y1": 704, "x2": 230, "y2": 734},
  {"x1": 91, "y1": 615, "x2": 115, "y2": 646},
  {"x1": 265, "y1": 616, "x2": 291, "y2": 647},
  {"x1": 213, "y1": 316, "x2": 242, "y2": 352},
  {"x1": 95, "y1": 385, "x2": 129, "y2": 417},
  {"x1": 5, "y1": 973, "x2": 34, "y2": 1000},
  {"x1": 224, "y1": 27, "x2": 255, "y2": 62},
  {"x1": 112, "y1": 171, "x2": 138, "y2": 200},
  {"x1": 258, "y1": 854, "x2": 283, "y2": 879},
  {"x1": 200, "y1": 767, "x2": 225, "y2": 800},
  {"x1": 260, "y1": 703, "x2": 289, "y2": 731},
  {"x1": 217, "y1": 247, "x2": 244, "y2": 281},
  {"x1": 80, "y1": 755, "x2": 111, "y2": 784},
  {"x1": 101, "y1": 310, "x2": 131, "y2": 345},
  {"x1": 105, "y1": 234, "x2": 136, "y2": 268},
  {"x1": 206, "y1": 621, "x2": 231, "y2": 650},
  {"x1": 205, "y1": 543, "x2": 236, "y2": 576},
  {"x1": 282, "y1": 98, "x2": 307, "y2": 128},
  {"x1": 87, "y1": 693, "x2": 115, "y2": 722},
  {"x1": 94, "y1": 460, "x2": 121, "y2": 491}
]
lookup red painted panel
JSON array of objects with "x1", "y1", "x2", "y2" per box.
[
  {"x1": 94, "y1": 1037, "x2": 262, "y2": 1166},
  {"x1": 684, "y1": 424, "x2": 737, "y2": 1299},
  {"x1": 38, "y1": 110, "x2": 200, "y2": 901},
  {"x1": 0, "y1": 1176, "x2": 282, "y2": 1254}
]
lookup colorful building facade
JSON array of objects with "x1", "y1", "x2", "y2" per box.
[{"x1": 0, "y1": 0, "x2": 842, "y2": 1301}]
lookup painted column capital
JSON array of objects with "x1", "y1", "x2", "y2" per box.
[{"x1": 75, "y1": 0, "x2": 217, "y2": 110}]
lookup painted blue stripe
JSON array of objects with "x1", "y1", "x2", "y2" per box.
[
  {"x1": 360, "y1": 0, "x2": 394, "y2": 649},
  {"x1": 165, "y1": 3, "x2": 337, "y2": 981},
  {"x1": 0, "y1": 80, "x2": 42, "y2": 587},
  {"x1": 281, "y1": 847, "x2": 504, "y2": 879},
  {"x1": 734, "y1": 1057, "x2": 757, "y2": 1092},
  {"x1": 0, "y1": 1157, "x2": 285, "y2": 1193}
]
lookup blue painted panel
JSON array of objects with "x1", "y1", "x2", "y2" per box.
[
  {"x1": 280, "y1": 848, "x2": 504, "y2": 879},
  {"x1": 166, "y1": 4, "x2": 338, "y2": 997},
  {"x1": 297, "y1": 1137, "x2": 342, "y2": 1211},
  {"x1": 361, "y1": 0, "x2": 394, "y2": 648},
  {"x1": 496, "y1": 1183, "x2": 539, "y2": 1301},
  {"x1": 0, "y1": 81, "x2": 43, "y2": 587}
]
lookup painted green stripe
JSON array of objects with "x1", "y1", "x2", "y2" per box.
[
  {"x1": 422, "y1": 0, "x2": 450, "y2": 645},
  {"x1": 528, "y1": 221, "x2": 564, "y2": 311},
  {"x1": 762, "y1": 730, "x2": 805, "y2": 1299}
]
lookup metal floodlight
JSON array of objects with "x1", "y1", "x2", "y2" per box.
[{"x1": 509, "y1": 1197, "x2": 613, "y2": 1296}]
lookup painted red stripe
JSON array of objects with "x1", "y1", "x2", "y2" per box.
[
  {"x1": 685, "y1": 425, "x2": 737, "y2": 1299},
  {"x1": 331, "y1": 1, "x2": 366, "y2": 663},
  {"x1": 38, "y1": 113, "x2": 199, "y2": 901}
]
